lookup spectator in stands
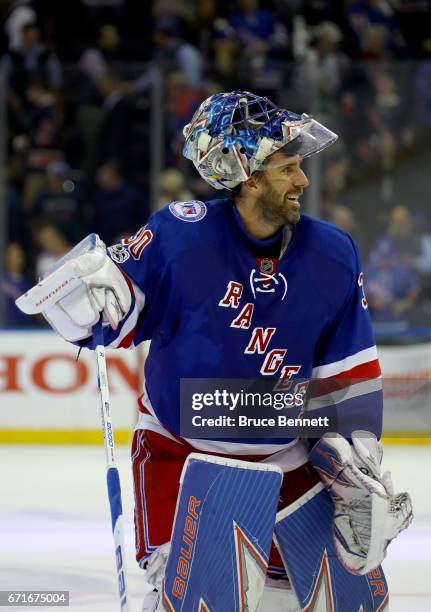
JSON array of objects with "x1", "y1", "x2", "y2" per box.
[
  {"x1": 24, "y1": 83, "x2": 63, "y2": 163},
  {"x1": 335, "y1": 69, "x2": 376, "y2": 171},
  {"x1": 211, "y1": 17, "x2": 237, "y2": 79},
  {"x1": 164, "y1": 71, "x2": 202, "y2": 166},
  {"x1": 370, "y1": 68, "x2": 414, "y2": 149},
  {"x1": 1, "y1": 21, "x2": 62, "y2": 102},
  {"x1": 346, "y1": 0, "x2": 408, "y2": 59},
  {"x1": 79, "y1": 23, "x2": 123, "y2": 86},
  {"x1": 95, "y1": 72, "x2": 137, "y2": 169},
  {"x1": 360, "y1": 24, "x2": 389, "y2": 60},
  {"x1": 6, "y1": 154, "x2": 26, "y2": 244},
  {"x1": 366, "y1": 205, "x2": 431, "y2": 326},
  {"x1": 2, "y1": 243, "x2": 32, "y2": 327},
  {"x1": 152, "y1": 0, "x2": 195, "y2": 23},
  {"x1": 191, "y1": 0, "x2": 218, "y2": 62},
  {"x1": 328, "y1": 204, "x2": 365, "y2": 252},
  {"x1": 365, "y1": 239, "x2": 420, "y2": 331},
  {"x1": 6, "y1": 82, "x2": 65, "y2": 214},
  {"x1": 158, "y1": 168, "x2": 194, "y2": 209},
  {"x1": 298, "y1": 21, "x2": 349, "y2": 112},
  {"x1": 2, "y1": 20, "x2": 63, "y2": 153},
  {"x1": 310, "y1": 21, "x2": 346, "y2": 87},
  {"x1": 92, "y1": 162, "x2": 146, "y2": 245},
  {"x1": 373, "y1": 206, "x2": 431, "y2": 275},
  {"x1": 153, "y1": 17, "x2": 203, "y2": 89},
  {"x1": 31, "y1": 161, "x2": 87, "y2": 243},
  {"x1": 34, "y1": 222, "x2": 71, "y2": 281},
  {"x1": 415, "y1": 37, "x2": 431, "y2": 132},
  {"x1": 323, "y1": 156, "x2": 349, "y2": 200},
  {"x1": 224, "y1": 0, "x2": 291, "y2": 74},
  {"x1": 81, "y1": 0, "x2": 125, "y2": 19},
  {"x1": 4, "y1": 0, "x2": 37, "y2": 52},
  {"x1": 329, "y1": 204, "x2": 356, "y2": 234}
]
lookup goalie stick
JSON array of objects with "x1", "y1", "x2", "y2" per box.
[
  {"x1": 93, "y1": 320, "x2": 130, "y2": 612},
  {"x1": 15, "y1": 236, "x2": 131, "y2": 610}
]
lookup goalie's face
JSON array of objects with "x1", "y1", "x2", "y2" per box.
[{"x1": 255, "y1": 153, "x2": 309, "y2": 226}]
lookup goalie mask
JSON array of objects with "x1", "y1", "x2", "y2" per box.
[{"x1": 183, "y1": 91, "x2": 338, "y2": 190}]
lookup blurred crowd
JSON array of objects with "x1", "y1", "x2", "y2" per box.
[{"x1": 2, "y1": 0, "x2": 431, "y2": 335}]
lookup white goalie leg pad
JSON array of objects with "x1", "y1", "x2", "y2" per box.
[{"x1": 309, "y1": 431, "x2": 413, "y2": 574}]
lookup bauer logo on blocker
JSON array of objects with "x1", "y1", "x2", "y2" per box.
[{"x1": 169, "y1": 200, "x2": 207, "y2": 222}]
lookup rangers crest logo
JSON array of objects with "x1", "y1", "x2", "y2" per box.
[{"x1": 169, "y1": 200, "x2": 207, "y2": 222}]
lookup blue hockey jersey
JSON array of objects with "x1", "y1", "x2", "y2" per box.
[{"x1": 101, "y1": 198, "x2": 382, "y2": 454}]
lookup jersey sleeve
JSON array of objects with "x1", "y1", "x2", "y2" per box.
[
  {"x1": 85, "y1": 213, "x2": 166, "y2": 349},
  {"x1": 309, "y1": 238, "x2": 383, "y2": 439}
]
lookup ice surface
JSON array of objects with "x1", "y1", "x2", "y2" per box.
[{"x1": 1, "y1": 445, "x2": 429, "y2": 611}]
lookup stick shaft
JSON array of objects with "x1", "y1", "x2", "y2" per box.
[
  {"x1": 94, "y1": 329, "x2": 116, "y2": 468},
  {"x1": 93, "y1": 322, "x2": 130, "y2": 612}
]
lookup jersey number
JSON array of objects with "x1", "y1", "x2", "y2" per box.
[{"x1": 122, "y1": 226, "x2": 153, "y2": 260}]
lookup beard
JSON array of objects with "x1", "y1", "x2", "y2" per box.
[{"x1": 256, "y1": 177, "x2": 301, "y2": 227}]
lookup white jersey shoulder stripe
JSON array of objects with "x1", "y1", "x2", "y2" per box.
[
  {"x1": 312, "y1": 346, "x2": 379, "y2": 379},
  {"x1": 307, "y1": 377, "x2": 382, "y2": 412}
]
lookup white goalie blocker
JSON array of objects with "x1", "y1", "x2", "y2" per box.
[{"x1": 15, "y1": 233, "x2": 132, "y2": 341}]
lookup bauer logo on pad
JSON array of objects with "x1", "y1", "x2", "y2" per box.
[{"x1": 169, "y1": 200, "x2": 207, "y2": 222}]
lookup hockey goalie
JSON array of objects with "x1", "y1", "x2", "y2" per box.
[{"x1": 17, "y1": 91, "x2": 413, "y2": 611}]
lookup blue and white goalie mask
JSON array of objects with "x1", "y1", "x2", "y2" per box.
[{"x1": 183, "y1": 91, "x2": 338, "y2": 190}]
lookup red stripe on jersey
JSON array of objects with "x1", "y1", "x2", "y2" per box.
[
  {"x1": 332, "y1": 358, "x2": 381, "y2": 380},
  {"x1": 138, "y1": 394, "x2": 151, "y2": 415},
  {"x1": 131, "y1": 431, "x2": 151, "y2": 562},
  {"x1": 118, "y1": 326, "x2": 136, "y2": 348},
  {"x1": 310, "y1": 358, "x2": 381, "y2": 398},
  {"x1": 116, "y1": 271, "x2": 137, "y2": 348}
]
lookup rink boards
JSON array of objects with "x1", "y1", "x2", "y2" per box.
[
  {"x1": 0, "y1": 330, "x2": 142, "y2": 441},
  {"x1": 0, "y1": 330, "x2": 430, "y2": 443}
]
